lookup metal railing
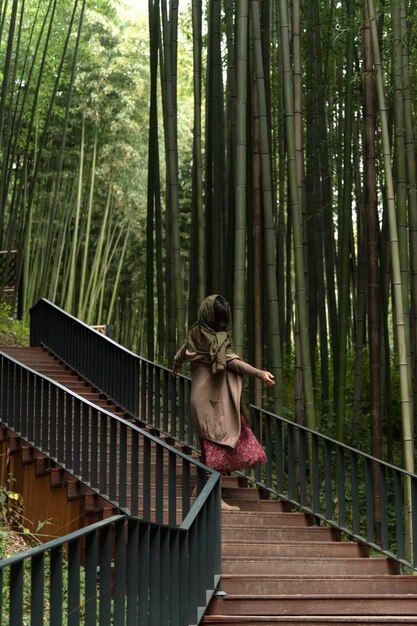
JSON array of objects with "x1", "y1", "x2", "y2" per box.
[
  {"x1": 0, "y1": 513, "x2": 217, "y2": 625},
  {"x1": 29, "y1": 298, "x2": 417, "y2": 571},
  {"x1": 30, "y1": 299, "x2": 193, "y2": 436},
  {"x1": 30, "y1": 299, "x2": 195, "y2": 446},
  {"x1": 247, "y1": 405, "x2": 417, "y2": 571},
  {"x1": 0, "y1": 352, "x2": 221, "y2": 625}
]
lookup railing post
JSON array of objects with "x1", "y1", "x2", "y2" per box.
[
  {"x1": 160, "y1": 527, "x2": 170, "y2": 624},
  {"x1": 126, "y1": 519, "x2": 139, "y2": 626},
  {"x1": 143, "y1": 438, "x2": 151, "y2": 520},
  {"x1": 154, "y1": 367, "x2": 161, "y2": 430},
  {"x1": 163, "y1": 369, "x2": 169, "y2": 433},
  {"x1": 336, "y1": 447, "x2": 346, "y2": 528},
  {"x1": 169, "y1": 530, "x2": 180, "y2": 625},
  {"x1": 65, "y1": 394, "x2": 73, "y2": 470},
  {"x1": 324, "y1": 439, "x2": 333, "y2": 519},
  {"x1": 299, "y1": 428, "x2": 307, "y2": 507},
  {"x1": 179, "y1": 531, "x2": 189, "y2": 624},
  {"x1": 31, "y1": 553, "x2": 44, "y2": 626},
  {"x1": 50, "y1": 546, "x2": 63, "y2": 626},
  {"x1": 99, "y1": 412, "x2": 107, "y2": 495},
  {"x1": 156, "y1": 445, "x2": 164, "y2": 524},
  {"x1": 365, "y1": 457, "x2": 375, "y2": 543},
  {"x1": 34, "y1": 377, "x2": 42, "y2": 447},
  {"x1": 169, "y1": 451, "x2": 177, "y2": 527},
  {"x1": 50, "y1": 385, "x2": 57, "y2": 460},
  {"x1": 109, "y1": 419, "x2": 117, "y2": 502},
  {"x1": 15, "y1": 365, "x2": 21, "y2": 434},
  {"x1": 10, "y1": 561, "x2": 24, "y2": 625},
  {"x1": 311, "y1": 434, "x2": 321, "y2": 520},
  {"x1": 20, "y1": 367, "x2": 28, "y2": 440},
  {"x1": 99, "y1": 524, "x2": 112, "y2": 626},
  {"x1": 186, "y1": 379, "x2": 193, "y2": 448},
  {"x1": 119, "y1": 424, "x2": 127, "y2": 509},
  {"x1": 351, "y1": 452, "x2": 360, "y2": 535},
  {"x1": 288, "y1": 425, "x2": 295, "y2": 501},
  {"x1": 68, "y1": 538, "x2": 81, "y2": 626},
  {"x1": 264, "y1": 413, "x2": 272, "y2": 490},
  {"x1": 84, "y1": 530, "x2": 97, "y2": 625},
  {"x1": 188, "y1": 521, "x2": 198, "y2": 625},
  {"x1": 380, "y1": 464, "x2": 388, "y2": 549},
  {"x1": 130, "y1": 429, "x2": 139, "y2": 517},
  {"x1": 412, "y1": 476, "x2": 417, "y2": 568},
  {"x1": 73, "y1": 398, "x2": 81, "y2": 477},
  {"x1": 138, "y1": 523, "x2": 150, "y2": 625},
  {"x1": 275, "y1": 418, "x2": 284, "y2": 494}
]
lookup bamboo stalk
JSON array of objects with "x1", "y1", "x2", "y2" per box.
[
  {"x1": 367, "y1": 0, "x2": 414, "y2": 562},
  {"x1": 233, "y1": 0, "x2": 249, "y2": 356},
  {"x1": 278, "y1": 0, "x2": 316, "y2": 429}
]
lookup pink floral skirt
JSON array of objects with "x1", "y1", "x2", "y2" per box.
[{"x1": 199, "y1": 415, "x2": 267, "y2": 473}]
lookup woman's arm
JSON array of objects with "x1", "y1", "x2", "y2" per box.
[
  {"x1": 227, "y1": 356, "x2": 275, "y2": 386},
  {"x1": 171, "y1": 343, "x2": 188, "y2": 377}
]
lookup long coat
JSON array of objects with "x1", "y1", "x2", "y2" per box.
[{"x1": 173, "y1": 345, "x2": 262, "y2": 448}]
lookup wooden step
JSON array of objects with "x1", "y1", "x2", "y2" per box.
[
  {"x1": 221, "y1": 541, "x2": 368, "y2": 558},
  {"x1": 202, "y1": 617, "x2": 417, "y2": 625},
  {"x1": 220, "y1": 574, "x2": 417, "y2": 595},
  {"x1": 221, "y1": 497, "x2": 291, "y2": 512},
  {"x1": 206, "y1": 594, "x2": 417, "y2": 616},
  {"x1": 221, "y1": 475, "x2": 249, "y2": 488},
  {"x1": 221, "y1": 526, "x2": 341, "y2": 542},
  {"x1": 221, "y1": 557, "x2": 400, "y2": 576},
  {"x1": 221, "y1": 487, "x2": 289, "y2": 505},
  {"x1": 221, "y1": 511, "x2": 313, "y2": 527}
]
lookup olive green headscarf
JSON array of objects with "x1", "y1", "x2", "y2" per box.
[{"x1": 186, "y1": 294, "x2": 233, "y2": 373}]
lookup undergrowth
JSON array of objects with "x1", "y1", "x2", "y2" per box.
[{"x1": 0, "y1": 301, "x2": 29, "y2": 347}]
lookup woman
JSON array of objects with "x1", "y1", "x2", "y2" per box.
[{"x1": 172, "y1": 294, "x2": 275, "y2": 510}]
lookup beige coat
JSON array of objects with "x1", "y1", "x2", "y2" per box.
[{"x1": 173, "y1": 345, "x2": 263, "y2": 448}]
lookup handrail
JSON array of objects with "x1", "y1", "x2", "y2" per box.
[
  {"x1": 29, "y1": 298, "x2": 417, "y2": 570},
  {"x1": 0, "y1": 351, "x2": 221, "y2": 624},
  {"x1": 30, "y1": 298, "x2": 195, "y2": 438},
  {"x1": 247, "y1": 405, "x2": 417, "y2": 571},
  {"x1": 31, "y1": 298, "x2": 196, "y2": 447},
  {"x1": 0, "y1": 513, "x2": 217, "y2": 625}
]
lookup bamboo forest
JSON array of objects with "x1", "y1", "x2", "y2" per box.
[{"x1": 1, "y1": 0, "x2": 417, "y2": 472}]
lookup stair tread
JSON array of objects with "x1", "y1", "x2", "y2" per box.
[
  {"x1": 221, "y1": 555, "x2": 389, "y2": 562},
  {"x1": 218, "y1": 593, "x2": 417, "y2": 599},
  {"x1": 221, "y1": 573, "x2": 417, "y2": 580},
  {"x1": 202, "y1": 615, "x2": 417, "y2": 625},
  {"x1": 222, "y1": 540, "x2": 359, "y2": 545}
]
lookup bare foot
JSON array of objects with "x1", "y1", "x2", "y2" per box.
[{"x1": 221, "y1": 499, "x2": 240, "y2": 511}]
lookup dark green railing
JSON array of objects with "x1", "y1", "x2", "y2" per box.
[
  {"x1": 29, "y1": 298, "x2": 417, "y2": 571},
  {"x1": 31, "y1": 300, "x2": 194, "y2": 447},
  {"x1": 0, "y1": 351, "x2": 221, "y2": 625},
  {"x1": 0, "y1": 513, "x2": 217, "y2": 625},
  {"x1": 246, "y1": 405, "x2": 417, "y2": 571}
]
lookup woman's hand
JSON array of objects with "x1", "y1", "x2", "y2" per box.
[{"x1": 260, "y1": 371, "x2": 275, "y2": 386}]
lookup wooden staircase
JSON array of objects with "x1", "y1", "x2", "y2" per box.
[
  {"x1": 0, "y1": 346, "x2": 124, "y2": 535},
  {"x1": 2, "y1": 346, "x2": 417, "y2": 626},
  {"x1": 203, "y1": 479, "x2": 417, "y2": 625}
]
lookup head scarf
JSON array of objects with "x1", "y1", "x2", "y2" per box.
[{"x1": 186, "y1": 294, "x2": 233, "y2": 373}]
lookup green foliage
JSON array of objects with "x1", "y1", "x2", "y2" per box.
[
  {"x1": 0, "y1": 303, "x2": 29, "y2": 346},
  {"x1": 0, "y1": 474, "x2": 52, "y2": 560},
  {"x1": 0, "y1": 552, "x2": 90, "y2": 626},
  {"x1": 278, "y1": 345, "x2": 403, "y2": 464}
]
